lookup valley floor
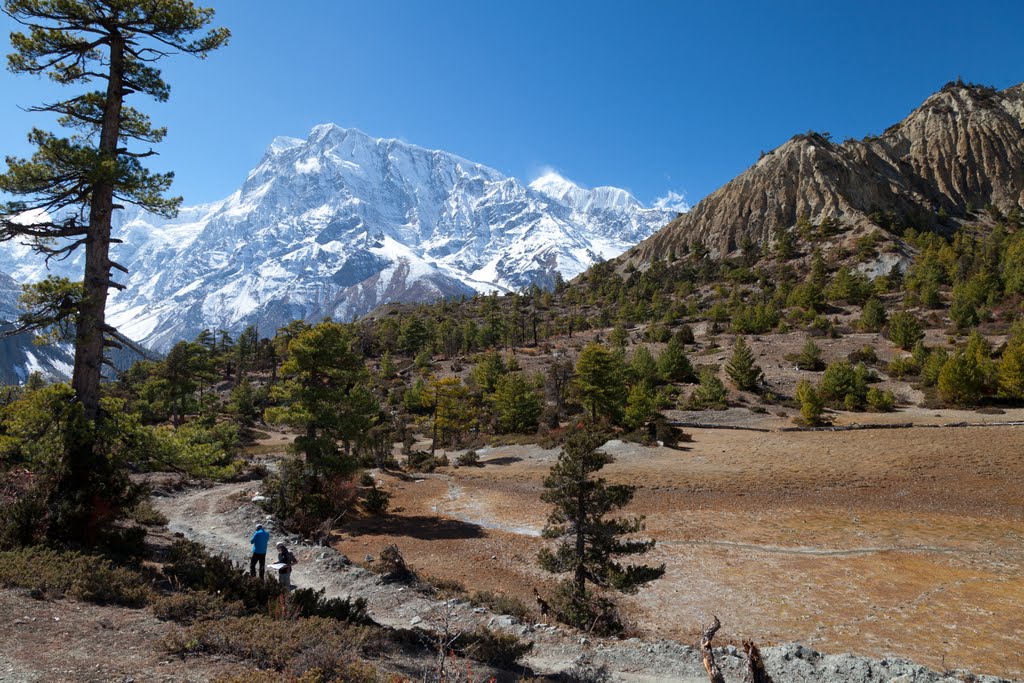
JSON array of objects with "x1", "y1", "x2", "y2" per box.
[{"x1": 333, "y1": 410, "x2": 1024, "y2": 680}]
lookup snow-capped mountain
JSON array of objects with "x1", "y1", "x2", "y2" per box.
[
  {"x1": 0, "y1": 271, "x2": 74, "y2": 384},
  {"x1": 0, "y1": 125, "x2": 679, "y2": 352}
]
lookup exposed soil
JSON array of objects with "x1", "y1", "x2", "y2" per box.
[{"x1": 0, "y1": 589, "x2": 249, "y2": 682}]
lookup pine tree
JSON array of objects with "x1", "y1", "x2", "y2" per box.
[
  {"x1": 690, "y1": 369, "x2": 728, "y2": 409},
  {"x1": 657, "y1": 334, "x2": 695, "y2": 382},
  {"x1": 623, "y1": 383, "x2": 658, "y2": 430},
  {"x1": 795, "y1": 379, "x2": 826, "y2": 425},
  {"x1": 859, "y1": 297, "x2": 888, "y2": 332},
  {"x1": 267, "y1": 322, "x2": 378, "y2": 475},
  {"x1": 426, "y1": 377, "x2": 476, "y2": 450},
  {"x1": 0, "y1": 1, "x2": 228, "y2": 425},
  {"x1": 997, "y1": 341, "x2": 1024, "y2": 400},
  {"x1": 725, "y1": 336, "x2": 763, "y2": 391},
  {"x1": 538, "y1": 427, "x2": 664, "y2": 632},
  {"x1": 938, "y1": 351, "x2": 983, "y2": 406},
  {"x1": 794, "y1": 338, "x2": 824, "y2": 371},
  {"x1": 0, "y1": 0, "x2": 227, "y2": 545},
  {"x1": 629, "y1": 346, "x2": 661, "y2": 389},
  {"x1": 492, "y1": 372, "x2": 542, "y2": 434},
  {"x1": 886, "y1": 311, "x2": 925, "y2": 351},
  {"x1": 574, "y1": 342, "x2": 627, "y2": 423},
  {"x1": 471, "y1": 349, "x2": 507, "y2": 394}
]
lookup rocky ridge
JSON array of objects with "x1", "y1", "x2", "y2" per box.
[{"x1": 629, "y1": 82, "x2": 1024, "y2": 262}]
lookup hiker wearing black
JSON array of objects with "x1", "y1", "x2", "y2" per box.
[
  {"x1": 249, "y1": 524, "x2": 270, "y2": 579},
  {"x1": 276, "y1": 542, "x2": 297, "y2": 587}
]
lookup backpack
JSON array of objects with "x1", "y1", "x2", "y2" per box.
[{"x1": 286, "y1": 549, "x2": 298, "y2": 566}]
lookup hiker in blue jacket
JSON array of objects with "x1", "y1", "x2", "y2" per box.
[{"x1": 249, "y1": 524, "x2": 270, "y2": 579}]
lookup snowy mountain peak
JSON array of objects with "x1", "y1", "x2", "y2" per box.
[
  {"x1": 0, "y1": 126, "x2": 679, "y2": 353},
  {"x1": 268, "y1": 136, "x2": 304, "y2": 155},
  {"x1": 531, "y1": 171, "x2": 641, "y2": 213}
]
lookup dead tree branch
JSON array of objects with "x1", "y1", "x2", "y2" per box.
[
  {"x1": 743, "y1": 640, "x2": 772, "y2": 683},
  {"x1": 700, "y1": 615, "x2": 725, "y2": 683}
]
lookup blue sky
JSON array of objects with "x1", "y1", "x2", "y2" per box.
[{"x1": 2, "y1": 1, "x2": 1023, "y2": 208}]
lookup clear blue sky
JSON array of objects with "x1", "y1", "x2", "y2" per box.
[{"x1": 2, "y1": 1, "x2": 1023, "y2": 209}]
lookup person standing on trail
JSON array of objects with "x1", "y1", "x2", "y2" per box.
[
  {"x1": 276, "y1": 541, "x2": 297, "y2": 588},
  {"x1": 250, "y1": 524, "x2": 270, "y2": 579}
]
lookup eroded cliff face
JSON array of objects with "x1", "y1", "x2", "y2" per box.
[{"x1": 630, "y1": 82, "x2": 1024, "y2": 262}]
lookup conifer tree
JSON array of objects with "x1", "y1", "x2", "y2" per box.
[
  {"x1": 886, "y1": 311, "x2": 925, "y2": 351},
  {"x1": 471, "y1": 348, "x2": 507, "y2": 394},
  {"x1": 629, "y1": 345, "x2": 660, "y2": 389},
  {"x1": 937, "y1": 351, "x2": 983, "y2": 406},
  {"x1": 267, "y1": 322, "x2": 378, "y2": 476},
  {"x1": 859, "y1": 297, "x2": 888, "y2": 332},
  {"x1": 0, "y1": 0, "x2": 229, "y2": 425},
  {"x1": 794, "y1": 337, "x2": 824, "y2": 371},
  {"x1": 426, "y1": 376, "x2": 476, "y2": 450},
  {"x1": 690, "y1": 368, "x2": 728, "y2": 409},
  {"x1": 795, "y1": 379, "x2": 826, "y2": 425},
  {"x1": 623, "y1": 383, "x2": 658, "y2": 430},
  {"x1": 0, "y1": 2, "x2": 227, "y2": 542},
  {"x1": 492, "y1": 372, "x2": 542, "y2": 434},
  {"x1": 657, "y1": 333, "x2": 695, "y2": 382},
  {"x1": 998, "y1": 341, "x2": 1024, "y2": 400},
  {"x1": 574, "y1": 342, "x2": 627, "y2": 423},
  {"x1": 725, "y1": 336, "x2": 763, "y2": 391},
  {"x1": 538, "y1": 427, "x2": 664, "y2": 631}
]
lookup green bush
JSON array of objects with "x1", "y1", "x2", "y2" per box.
[
  {"x1": 819, "y1": 360, "x2": 869, "y2": 410},
  {"x1": 866, "y1": 387, "x2": 896, "y2": 412},
  {"x1": 455, "y1": 450, "x2": 481, "y2": 467},
  {"x1": 362, "y1": 485, "x2": 390, "y2": 515},
  {"x1": 152, "y1": 591, "x2": 245, "y2": 624},
  {"x1": 688, "y1": 369, "x2": 728, "y2": 410},
  {"x1": 288, "y1": 587, "x2": 369, "y2": 624},
  {"x1": 129, "y1": 499, "x2": 169, "y2": 526},
  {"x1": 887, "y1": 356, "x2": 919, "y2": 379},
  {"x1": 0, "y1": 547, "x2": 151, "y2": 606}
]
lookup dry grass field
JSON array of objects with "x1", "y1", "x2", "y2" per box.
[{"x1": 335, "y1": 418, "x2": 1024, "y2": 680}]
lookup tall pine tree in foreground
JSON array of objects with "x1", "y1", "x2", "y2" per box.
[
  {"x1": 538, "y1": 427, "x2": 664, "y2": 633},
  {"x1": 0, "y1": 0, "x2": 229, "y2": 422},
  {"x1": 0, "y1": 0, "x2": 228, "y2": 544}
]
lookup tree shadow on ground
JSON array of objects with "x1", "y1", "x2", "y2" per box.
[
  {"x1": 482, "y1": 456, "x2": 523, "y2": 466},
  {"x1": 347, "y1": 514, "x2": 486, "y2": 541}
]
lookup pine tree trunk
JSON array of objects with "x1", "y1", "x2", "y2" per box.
[{"x1": 72, "y1": 32, "x2": 125, "y2": 423}]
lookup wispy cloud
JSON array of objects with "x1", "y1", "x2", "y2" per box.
[{"x1": 653, "y1": 190, "x2": 690, "y2": 213}]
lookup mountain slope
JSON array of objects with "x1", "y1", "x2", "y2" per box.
[
  {"x1": 629, "y1": 81, "x2": 1024, "y2": 262},
  {"x1": 0, "y1": 126, "x2": 677, "y2": 352},
  {"x1": 0, "y1": 272, "x2": 74, "y2": 384}
]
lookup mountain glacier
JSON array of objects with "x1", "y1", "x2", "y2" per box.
[{"x1": 0, "y1": 125, "x2": 680, "y2": 353}]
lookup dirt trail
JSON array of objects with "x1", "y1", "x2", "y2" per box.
[{"x1": 154, "y1": 480, "x2": 1015, "y2": 683}]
